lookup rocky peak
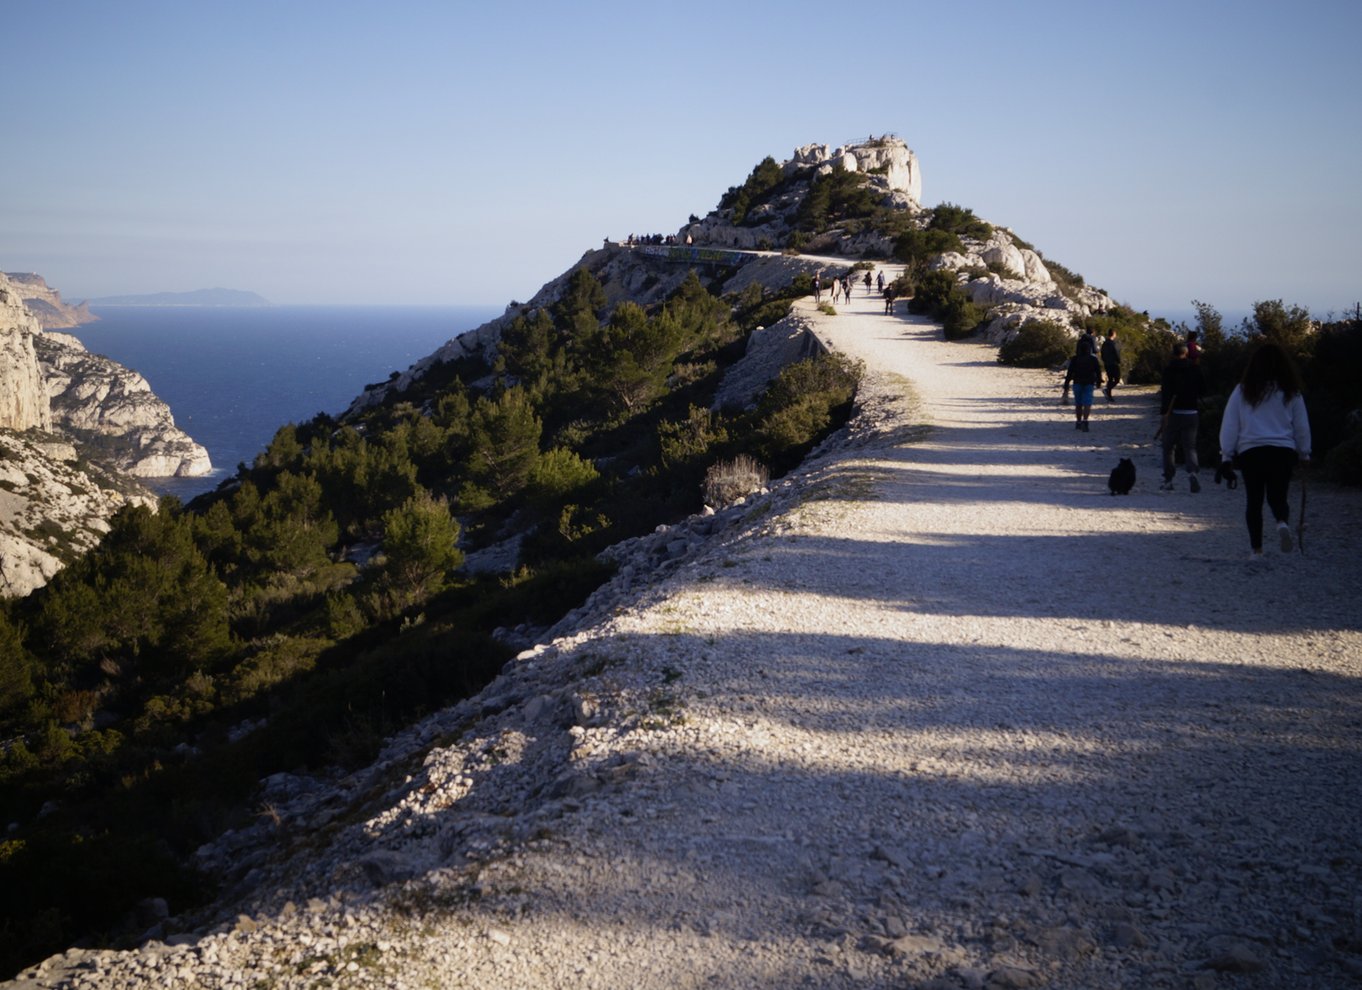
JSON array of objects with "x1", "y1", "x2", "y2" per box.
[{"x1": 791, "y1": 134, "x2": 922, "y2": 204}]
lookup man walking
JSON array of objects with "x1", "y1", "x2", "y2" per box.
[
  {"x1": 1062, "y1": 341, "x2": 1103, "y2": 432},
  {"x1": 1159, "y1": 342, "x2": 1204, "y2": 492},
  {"x1": 1100, "y1": 328, "x2": 1122, "y2": 401}
]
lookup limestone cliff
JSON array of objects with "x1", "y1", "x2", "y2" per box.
[
  {"x1": 0, "y1": 272, "x2": 211, "y2": 595},
  {"x1": 35, "y1": 331, "x2": 212, "y2": 478},
  {"x1": 0, "y1": 275, "x2": 55, "y2": 431},
  {"x1": 3, "y1": 271, "x2": 98, "y2": 329}
]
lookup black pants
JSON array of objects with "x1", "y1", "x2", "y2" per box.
[{"x1": 1237, "y1": 445, "x2": 1297, "y2": 550}]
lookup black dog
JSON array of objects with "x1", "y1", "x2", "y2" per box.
[
  {"x1": 1214, "y1": 460, "x2": 1239, "y2": 489},
  {"x1": 1108, "y1": 457, "x2": 1136, "y2": 495}
]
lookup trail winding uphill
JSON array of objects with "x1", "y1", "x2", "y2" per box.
[{"x1": 14, "y1": 280, "x2": 1362, "y2": 989}]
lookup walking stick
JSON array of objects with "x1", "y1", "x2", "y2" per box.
[{"x1": 1297, "y1": 466, "x2": 1308, "y2": 555}]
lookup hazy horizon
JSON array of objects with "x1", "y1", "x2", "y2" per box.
[{"x1": 2, "y1": 1, "x2": 1358, "y2": 318}]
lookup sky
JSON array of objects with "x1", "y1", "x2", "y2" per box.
[{"x1": 2, "y1": 0, "x2": 1359, "y2": 320}]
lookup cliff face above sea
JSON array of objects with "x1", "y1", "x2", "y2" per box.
[
  {"x1": 3, "y1": 271, "x2": 98, "y2": 329},
  {"x1": 0, "y1": 272, "x2": 210, "y2": 595}
]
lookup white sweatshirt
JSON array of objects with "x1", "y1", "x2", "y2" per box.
[{"x1": 1219, "y1": 385, "x2": 1312, "y2": 459}]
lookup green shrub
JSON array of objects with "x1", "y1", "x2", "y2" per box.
[
  {"x1": 929, "y1": 203, "x2": 993, "y2": 240},
  {"x1": 753, "y1": 352, "x2": 862, "y2": 471},
  {"x1": 998, "y1": 321, "x2": 1073, "y2": 367},
  {"x1": 529, "y1": 447, "x2": 599, "y2": 504}
]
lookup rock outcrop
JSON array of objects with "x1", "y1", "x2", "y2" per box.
[
  {"x1": 35, "y1": 331, "x2": 212, "y2": 478},
  {"x1": 0, "y1": 430, "x2": 155, "y2": 596},
  {"x1": 683, "y1": 135, "x2": 922, "y2": 254},
  {"x1": 0, "y1": 277, "x2": 53, "y2": 431},
  {"x1": 3, "y1": 271, "x2": 98, "y2": 329},
  {"x1": 931, "y1": 228, "x2": 1117, "y2": 343}
]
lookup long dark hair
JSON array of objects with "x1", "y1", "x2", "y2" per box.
[{"x1": 1240, "y1": 342, "x2": 1302, "y2": 407}]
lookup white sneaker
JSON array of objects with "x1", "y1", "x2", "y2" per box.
[{"x1": 1278, "y1": 523, "x2": 1293, "y2": 553}]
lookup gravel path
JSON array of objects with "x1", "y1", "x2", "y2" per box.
[{"x1": 13, "y1": 283, "x2": 1362, "y2": 989}]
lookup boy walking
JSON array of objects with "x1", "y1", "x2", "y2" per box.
[{"x1": 1062, "y1": 341, "x2": 1104, "y2": 432}]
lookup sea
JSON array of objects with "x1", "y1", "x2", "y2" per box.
[{"x1": 67, "y1": 305, "x2": 502, "y2": 502}]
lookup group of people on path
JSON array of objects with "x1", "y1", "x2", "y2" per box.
[
  {"x1": 813, "y1": 268, "x2": 892, "y2": 309},
  {"x1": 1063, "y1": 325, "x2": 1312, "y2": 558}
]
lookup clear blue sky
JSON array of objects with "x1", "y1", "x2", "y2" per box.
[{"x1": 2, "y1": 0, "x2": 1358, "y2": 320}]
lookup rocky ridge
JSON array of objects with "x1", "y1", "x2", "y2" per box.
[{"x1": 351, "y1": 137, "x2": 1112, "y2": 415}]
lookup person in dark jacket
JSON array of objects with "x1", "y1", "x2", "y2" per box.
[
  {"x1": 1100, "y1": 329, "x2": 1122, "y2": 401},
  {"x1": 1159, "y1": 342, "x2": 1205, "y2": 491},
  {"x1": 1062, "y1": 341, "x2": 1104, "y2": 432}
]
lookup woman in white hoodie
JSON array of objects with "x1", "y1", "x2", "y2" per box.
[{"x1": 1219, "y1": 343, "x2": 1312, "y2": 557}]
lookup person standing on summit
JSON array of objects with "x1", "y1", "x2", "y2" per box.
[{"x1": 1159, "y1": 342, "x2": 1204, "y2": 492}]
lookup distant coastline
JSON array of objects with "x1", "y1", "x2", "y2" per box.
[{"x1": 85, "y1": 287, "x2": 270, "y2": 308}]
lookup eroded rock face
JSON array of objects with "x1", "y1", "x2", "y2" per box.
[
  {"x1": 932, "y1": 228, "x2": 1116, "y2": 344},
  {"x1": 0, "y1": 274, "x2": 54, "y2": 432},
  {"x1": 0, "y1": 430, "x2": 155, "y2": 597},
  {"x1": 35, "y1": 332, "x2": 212, "y2": 478}
]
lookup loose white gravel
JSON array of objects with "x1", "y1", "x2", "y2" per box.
[{"x1": 12, "y1": 284, "x2": 1362, "y2": 990}]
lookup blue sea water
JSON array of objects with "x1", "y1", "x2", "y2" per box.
[{"x1": 68, "y1": 305, "x2": 502, "y2": 501}]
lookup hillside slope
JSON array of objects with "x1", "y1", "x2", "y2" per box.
[{"x1": 16, "y1": 278, "x2": 1361, "y2": 989}]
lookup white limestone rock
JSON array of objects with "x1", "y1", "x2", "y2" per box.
[
  {"x1": 34, "y1": 332, "x2": 212, "y2": 477},
  {"x1": 0, "y1": 429, "x2": 155, "y2": 597},
  {"x1": 0, "y1": 273, "x2": 54, "y2": 432}
]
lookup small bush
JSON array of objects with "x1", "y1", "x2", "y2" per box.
[
  {"x1": 998, "y1": 321, "x2": 1073, "y2": 368},
  {"x1": 704, "y1": 455, "x2": 769, "y2": 507}
]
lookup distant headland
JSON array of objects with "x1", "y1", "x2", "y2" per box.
[{"x1": 86, "y1": 287, "x2": 271, "y2": 308}]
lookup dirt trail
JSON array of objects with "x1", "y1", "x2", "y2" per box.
[{"x1": 13, "y1": 280, "x2": 1362, "y2": 990}]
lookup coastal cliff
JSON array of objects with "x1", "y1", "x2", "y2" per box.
[
  {"x1": 35, "y1": 331, "x2": 212, "y2": 478},
  {"x1": 2, "y1": 271, "x2": 97, "y2": 329},
  {"x1": 0, "y1": 272, "x2": 210, "y2": 595}
]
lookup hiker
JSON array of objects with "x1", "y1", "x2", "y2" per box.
[
  {"x1": 865, "y1": 270, "x2": 874, "y2": 295},
  {"x1": 813, "y1": 271, "x2": 822, "y2": 303},
  {"x1": 1062, "y1": 340, "x2": 1103, "y2": 432},
  {"x1": 1186, "y1": 329, "x2": 1202, "y2": 364},
  {"x1": 1158, "y1": 342, "x2": 1204, "y2": 491},
  {"x1": 876, "y1": 271, "x2": 885, "y2": 293},
  {"x1": 842, "y1": 275, "x2": 852, "y2": 304},
  {"x1": 1218, "y1": 342, "x2": 1311, "y2": 558},
  {"x1": 883, "y1": 285, "x2": 895, "y2": 314},
  {"x1": 1077, "y1": 327, "x2": 1098, "y2": 357},
  {"x1": 1100, "y1": 329, "x2": 1122, "y2": 401}
]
